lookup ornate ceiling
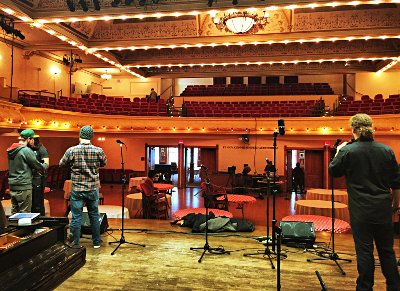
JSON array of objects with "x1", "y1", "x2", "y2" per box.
[{"x1": 1, "y1": 0, "x2": 399, "y2": 78}]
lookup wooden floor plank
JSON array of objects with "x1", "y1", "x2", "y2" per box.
[{"x1": 56, "y1": 219, "x2": 400, "y2": 291}]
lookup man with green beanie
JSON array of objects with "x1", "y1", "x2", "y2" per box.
[
  {"x1": 60, "y1": 125, "x2": 107, "y2": 249},
  {"x1": 7, "y1": 129, "x2": 48, "y2": 214}
]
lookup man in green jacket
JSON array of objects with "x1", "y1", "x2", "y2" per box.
[{"x1": 7, "y1": 129, "x2": 48, "y2": 214}]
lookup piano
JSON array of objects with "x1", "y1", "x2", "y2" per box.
[{"x1": 0, "y1": 216, "x2": 86, "y2": 291}]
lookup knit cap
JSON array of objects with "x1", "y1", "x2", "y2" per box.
[{"x1": 80, "y1": 125, "x2": 94, "y2": 140}]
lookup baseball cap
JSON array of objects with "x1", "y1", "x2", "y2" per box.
[{"x1": 19, "y1": 129, "x2": 39, "y2": 140}]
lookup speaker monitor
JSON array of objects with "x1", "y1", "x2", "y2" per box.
[
  {"x1": 81, "y1": 212, "x2": 108, "y2": 234},
  {"x1": 280, "y1": 221, "x2": 316, "y2": 244}
]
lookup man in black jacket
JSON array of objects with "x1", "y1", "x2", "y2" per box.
[
  {"x1": 7, "y1": 129, "x2": 48, "y2": 214},
  {"x1": 31, "y1": 137, "x2": 49, "y2": 215},
  {"x1": 329, "y1": 114, "x2": 400, "y2": 291}
]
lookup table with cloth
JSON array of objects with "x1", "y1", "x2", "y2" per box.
[
  {"x1": 294, "y1": 199, "x2": 349, "y2": 222},
  {"x1": 217, "y1": 194, "x2": 256, "y2": 220},
  {"x1": 306, "y1": 188, "x2": 348, "y2": 204}
]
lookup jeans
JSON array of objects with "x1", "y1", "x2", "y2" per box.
[
  {"x1": 70, "y1": 189, "x2": 101, "y2": 246},
  {"x1": 351, "y1": 218, "x2": 400, "y2": 291}
]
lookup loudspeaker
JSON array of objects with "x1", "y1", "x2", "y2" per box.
[
  {"x1": 81, "y1": 212, "x2": 108, "y2": 234},
  {"x1": 280, "y1": 221, "x2": 316, "y2": 244}
]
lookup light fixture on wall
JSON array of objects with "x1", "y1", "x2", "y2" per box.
[
  {"x1": 212, "y1": 10, "x2": 269, "y2": 34},
  {"x1": 101, "y1": 70, "x2": 112, "y2": 80}
]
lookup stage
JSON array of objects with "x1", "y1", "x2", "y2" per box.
[{"x1": 56, "y1": 218, "x2": 399, "y2": 291}]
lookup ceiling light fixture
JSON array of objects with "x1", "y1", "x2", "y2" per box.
[
  {"x1": 212, "y1": 10, "x2": 269, "y2": 34},
  {"x1": 0, "y1": 14, "x2": 25, "y2": 40},
  {"x1": 101, "y1": 70, "x2": 112, "y2": 80}
]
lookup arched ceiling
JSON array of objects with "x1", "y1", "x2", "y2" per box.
[{"x1": 1, "y1": 0, "x2": 399, "y2": 78}]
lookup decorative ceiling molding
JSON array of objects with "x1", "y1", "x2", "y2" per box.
[
  {"x1": 142, "y1": 61, "x2": 380, "y2": 77},
  {"x1": 119, "y1": 39, "x2": 400, "y2": 64},
  {"x1": 295, "y1": 8, "x2": 400, "y2": 31},
  {"x1": 90, "y1": 19, "x2": 197, "y2": 41}
]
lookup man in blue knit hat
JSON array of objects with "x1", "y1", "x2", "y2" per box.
[{"x1": 60, "y1": 125, "x2": 107, "y2": 249}]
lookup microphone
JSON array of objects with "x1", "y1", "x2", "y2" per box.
[
  {"x1": 333, "y1": 138, "x2": 342, "y2": 148},
  {"x1": 200, "y1": 164, "x2": 208, "y2": 170},
  {"x1": 116, "y1": 139, "x2": 125, "y2": 145}
]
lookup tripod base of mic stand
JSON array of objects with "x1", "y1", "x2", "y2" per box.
[
  {"x1": 109, "y1": 235, "x2": 145, "y2": 255},
  {"x1": 244, "y1": 246, "x2": 277, "y2": 269},
  {"x1": 190, "y1": 243, "x2": 230, "y2": 263},
  {"x1": 307, "y1": 251, "x2": 351, "y2": 275}
]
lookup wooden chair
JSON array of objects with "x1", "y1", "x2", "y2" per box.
[
  {"x1": 201, "y1": 182, "x2": 229, "y2": 211},
  {"x1": 140, "y1": 181, "x2": 169, "y2": 219}
]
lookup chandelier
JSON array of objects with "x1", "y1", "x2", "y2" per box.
[
  {"x1": 101, "y1": 71, "x2": 112, "y2": 80},
  {"x1": 212, "y1": 10, "x2": 269, "y2": 34}
]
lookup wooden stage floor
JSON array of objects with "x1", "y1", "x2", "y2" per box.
[{"x1": 56, "y1": 218, "x2": 400, "y2": 291}]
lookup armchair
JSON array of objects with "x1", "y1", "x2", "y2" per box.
[{"x1": 140, "y1": 181, "x2": 169, "y2": 219}]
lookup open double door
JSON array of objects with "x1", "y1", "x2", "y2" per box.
[{"x1": 146, "y1": 144, "x2": 218, "y2": 188}]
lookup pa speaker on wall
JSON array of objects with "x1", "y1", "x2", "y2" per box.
[
  {"x1": 280, "y1": 221, "x2": 316, "y2": 244},
  {"x1": 81, "y1": 212, "x2": 108, "y2": 234}
]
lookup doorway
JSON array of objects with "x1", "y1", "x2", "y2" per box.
[
  {"x1": 146, "y1": 145, "x2": 178, "y2": 185},
  {"x1": 184, "y1": 147, "x2": 218, "y2": 187},
  {"x1": 286, "y1": 148, "x2": 325, "y2": 192}
]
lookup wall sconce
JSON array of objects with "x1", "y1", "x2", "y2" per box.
[{"x1": 50, "y1": 67, "x2": 61, "y2": 76}]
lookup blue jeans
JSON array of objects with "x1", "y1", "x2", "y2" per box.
[
  {"x1": 70, "y1": 189, "x2": 101, "y2": 246},
  {"x1": 351, "y1": 218, "x2": 400, "y2": 291}
]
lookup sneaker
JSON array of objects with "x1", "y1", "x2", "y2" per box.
[
  {"x1": 67, "y1": 233, "x2": 74, "y2": 243},
  {"x1": 93, "y1": 243, "x2": 101, "y2": 249}
]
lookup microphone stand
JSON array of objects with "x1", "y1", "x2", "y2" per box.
[
  {"x1": 243, "y1": 132, "x2": 279, "y2": 269},
  {"x1": 190, "y1": 166, "x2": 230, "y2": 263},
  {"x1": 307, "y1": 142, "x2": 351, "y2": 274},
  {"x1": 109, "y1": 142, "x2": 145, "y2": 255}
]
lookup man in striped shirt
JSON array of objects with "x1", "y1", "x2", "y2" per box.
[{"x1": 60, "y1": 125, "x2": 107, "y2": 249}]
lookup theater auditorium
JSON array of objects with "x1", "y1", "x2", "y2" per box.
[{"x1": 0, "y1": 0, "x2": 399, "y2": 290}]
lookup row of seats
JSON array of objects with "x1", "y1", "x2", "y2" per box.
[
  {"x1": 334, "y1": 94, "x2": 400, "y2": 116},
  {"x1": 182, "y1": 99, "x2": 325, "y2": 118},
  {"x1": 18, "y1": 94, "x2": 168, "y2": 116},
  {"x1": 181, "y1": 83, "x2": 334, "y2": 96}
]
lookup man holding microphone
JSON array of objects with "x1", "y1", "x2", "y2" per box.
[{"x1": 329, "y1": 114, "x2": 400, "y2": 291}]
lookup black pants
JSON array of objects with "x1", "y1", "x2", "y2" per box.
[
  {"x1": 31, "y1": 177, "x2": 45, "y2": 215},
  {"x1": 292, "y1": 178, "x2": 304, "y2": 193},
  {"x1": 351, "y1": 218, "x2": 400, "y2": 291}
]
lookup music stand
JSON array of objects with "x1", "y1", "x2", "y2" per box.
[
  {"x1": 190, "y1": 165, "x2": 230, "y2": 263},
  {"x1": 307, "y1": 143, "x2": 351, "y2": 274},
  {"x1": 109, "y1": 142, "x2": 145, "y2": 255}
]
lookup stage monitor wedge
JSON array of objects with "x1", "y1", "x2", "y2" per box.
[{"x1": 280, "y1": 221, "x2": 316, "y2": 245}]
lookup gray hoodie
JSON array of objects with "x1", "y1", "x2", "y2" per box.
[{"x1": 7, "y1": 143, "x2": 48, "y2": 191}]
